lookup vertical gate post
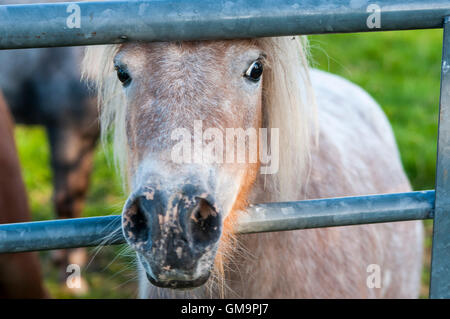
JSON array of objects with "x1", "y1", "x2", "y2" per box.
[{"x1": 430, "y1": 16, "x2": 450, "y2": 299}]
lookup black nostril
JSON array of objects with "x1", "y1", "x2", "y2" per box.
[
  {"x1": 188, "y1": 198, "x2": 221, "y2": 245},
  {"x1": 122, "y1": 197, "x2": 150, "y2": 247}
]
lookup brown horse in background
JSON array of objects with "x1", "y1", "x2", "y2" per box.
[{"x1": 0, "y1": 92, "x2": 47, "y2": 298}]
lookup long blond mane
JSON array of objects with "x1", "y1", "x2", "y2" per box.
[
  {"x1": 257, "y1": 37, "x2": 316, "y2": 201},
  {"x1": 82, "y1": 37, "x2": 316, "y2": 201}
]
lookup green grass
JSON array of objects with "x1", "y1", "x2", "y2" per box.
[{"x1": 14, "y1": 29, "x2": 442, "y2": 298}]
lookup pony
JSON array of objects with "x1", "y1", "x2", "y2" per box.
[
  {"x1": 83, "y1": 35, "x2": 424, "y2": 298},
  {"x1": 0, "y1": 91, "x2": 48, "y2": 298},
  {"x1": 0, "y1": 0, "x2": 99, "y2": 285}
]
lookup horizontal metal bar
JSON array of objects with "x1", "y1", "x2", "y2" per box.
[
  {"x1": 0, "y1": 215, "x2": 123, "y2": 253},
  {"x1": 0, "y1": 0, "x2": 449, "y2": 49},
  {"x1": 0, "y1": 191, "x2": 434, "y2": 253},
  {"x1": 238, "y1": 190, "x2": 435, "y2": 234}
]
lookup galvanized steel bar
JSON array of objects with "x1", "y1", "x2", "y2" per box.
[
  {"x1": 0, "y1": 191, "x2": 434, "y2": 253},
  {"x1": 0, "y1": 215, "x2": 123, "y2": 253},
  {"x1": 429, "y1": 17, "x2": 450, "y2": 299},
  {"x1": 0, "y1": 0, "x2": 450, "y2": 49},
  {"x1": 237, "y1": 190, "x2": 435, "y2": 234}
]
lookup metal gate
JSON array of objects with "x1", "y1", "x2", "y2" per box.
[{"x1": 0, "y1": 0, "x2": 448, "y2": 298}]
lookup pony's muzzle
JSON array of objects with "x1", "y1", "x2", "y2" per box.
[{"x1": 122, "y1": 184, "x2": 221, "y2": 289}]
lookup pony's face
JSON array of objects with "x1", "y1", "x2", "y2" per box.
[{"x1": 117, "y1": 40, "x2": 264, "y2": 289}]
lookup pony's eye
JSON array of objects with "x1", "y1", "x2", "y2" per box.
[
  {"x1": 244, "y1": 60, "x2": 263, "y2": 82},
  {"x1": 115, "y1": 66, "x2": 131, "y2": 86}
]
